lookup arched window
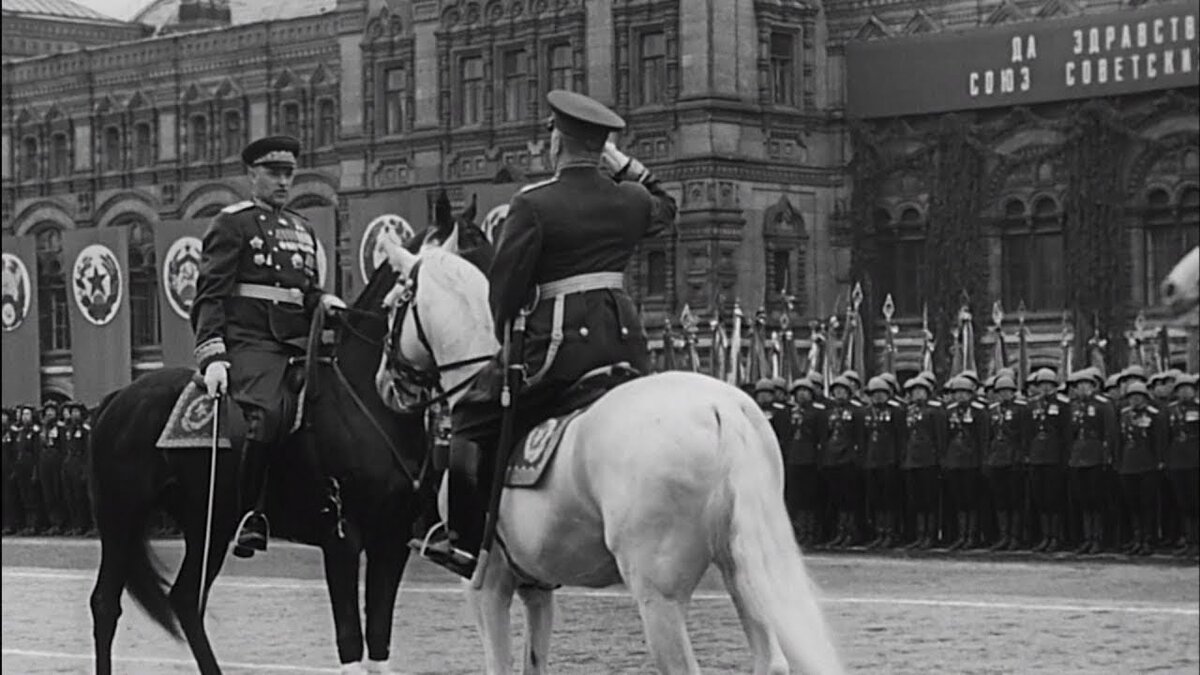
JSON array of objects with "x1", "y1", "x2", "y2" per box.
[
  {"x1": 34, "y1": 225, "x2": 70, "y2": 352},
  {"x1": 133, "y1": 122, "x2": 154, "y2": 168},
  {"x1": 876, "y1": 206, "x2": 925, "y2": 316},
  {"x1": 117, "y1": 217, "x2": 161, "y2": 349},
  {"x1": 21, "y1": 136, "x2": 39, "y2": 179},
  {"x1": 189, "y1": 114, "x2": 208, "y2": 163},
  {"x1": 222, "y1": 110, "x2": 242, "y2": 158},
  {"x1": 103, "y1": 125, "x2": 122, "y2": 172},
  {"x1": 317, "y1": 98, "x2": 336, "y2": 147},
  {"x1": 49, "y1": 132, "x2": 70, "y2": 178},
  {"x1": 280, "y1": 102, "x2": 301, "y2": 138},
  {"x1": 1144, "y1": 186, "x2": 1200, "y2": 304},
  {"x1": 1002, "y1": 195, "x2": 1065, "y2": 311}
]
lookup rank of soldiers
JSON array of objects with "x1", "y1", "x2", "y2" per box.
[{"x1": 746, "y1": 366, "x2": 1200, "y2": 559}]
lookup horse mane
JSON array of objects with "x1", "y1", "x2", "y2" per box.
[{"x1": 352, "y1": 264, "x2": 400, "y2": 313}]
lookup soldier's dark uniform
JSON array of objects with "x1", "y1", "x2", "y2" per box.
[
  {"x1": 424, "y1": 91, "x2": 676, "y2": 577},
  {"x1": 943, "y1": 377, "x2": 991, "y2": 550},
  {"x1": 1165, "y1": 375, "x2": 1199, "y2": 557},
  {"x1": 1066, "y1": 370, "x2": 1120, "y2": 555},
  {"x1": 862, "y1": 377, "x2": 906, "y2": 549},
  {"x1": 902, "y1": 379, "x2": 946, "y2": 550},
  {"x1": 13, "y1": 407, "x2": 42, "y2": 533},
  {"x1": 191, "y1": 135, "x2": 330, "y2": 556},
  {"x1": 1116, "y1": 383, "x2": 1168, "y2": 556},
  {"x1": 59, "y1": 403, "x2": 92, "y2": 535},
  {"x1": 821, "y1": 377, "x2": 863, "y2": 548},
  {"x1": 786, "y1": 379, "x2": 826, "y2": 545},
  {"x1": 983, "y1": 377, "x2": 1032, "y2": 551},
  {"x1": 1027, "y1": 369, "x2": 1071, "y2": 552},
  {"x1": 1, "y1": 409, "x2": 18, "y2": 534},
  {"x1": 36, "y1": 404, "x2": 66, "y2": 534},
  {"x1": 755, "y1": 379, "x2": 794, "y2": 452}
]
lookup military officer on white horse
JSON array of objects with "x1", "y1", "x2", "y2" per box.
[{"x1": 411, "y1": 90, "x2": 677, "y2": 578}]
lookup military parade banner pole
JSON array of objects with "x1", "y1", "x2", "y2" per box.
[
  {"x1": 1059, "y1": 311, "x2": 1075, "y2": 383},
  {"x1": 990, "y1": 300, "x2": 1008, "y2": 377},
  {"x1": 958, "y1": 296, "x2": 976, "y2": 376},
  {"x1": 825, "y1": 314, "x2": 839, "y2": 397},
  {"x1": 1017, "y1": 301, "x2": 1030, "y2": 391},
  {"x1": 1156, "y1": 325, "x2": 1170, "y2": 372},
  {"x1": 750, "y1": 308, "x2": 770, "y2": 383},
  {"x1": 805, "y1": 320, "x2": 822, "y2": 381},
  {"x1": 1126, "y1": 312, "x2": 1147, "y2": 369},
  {"x1": 710, "y1": 301, "x2": 728, "y2": 381},
  {"x1": 680, "y1": 304, "x2": 700, "y2": 373},
  {"x1": 841, "y1": 282, "x2": 865, "y2": 376},
  {"x1": 2, "y1": 235, "x2": 42, "y2": 406},
  {"x1": 727, "y1": 301, "x2": 744, "y2": 386},
  {"x1": 1087, "y1": 311, "x2": 1108, "y2": 378},
  {"x1": 920, "y1": 303, "x2": 934, "y2": 375},
  {"x1": 63, "y1": 226, "x2": 132, "y2": 406},
  {"x1": 882, "y1": 293, "x2": 897, "y2": 375},
  {"x1": 661, "y1": 318, "x2": 678, "y2": 371}
]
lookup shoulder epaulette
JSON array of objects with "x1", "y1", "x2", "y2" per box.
[
  {"x1": 518, "y1": 177, "x2": 558, "y2": 194},
  {"x1": 989, "y1": 402, "x2": 1000, "y2": 409},
  {"x1": 850, "y1": 400, "x2": 864, "y2": 408},
  {"x1": 1095, "y1": 393, "x2": 1111, "y2": 403},
  {"x1": 928, "y1": 400, "x2": 942, "y2": 407},
  {"x1": 1146, "y1": 405, "x2": 1159, "y2": 415},
  {"x1": 1013, "y1": 399, "x2": 1028, "y2": 406},
  {"x1": 283, "y1": 207, "x2": 308, "y2": 221},
  {"x1": 971, "y1": 401, "x2": 987, "y2": 410},
  {"x1": 219, "y1": 200, "x2": 254, "y2": 215},
  {"x1": 1055, "y1": 393, "x2": 1070, "y2": 403},
  {"x1": 812, "y1": 402, "x2": 826, "y2": 410},
  {"x1": 887, "y1": 400, "x2": 903, "y2": 408}
]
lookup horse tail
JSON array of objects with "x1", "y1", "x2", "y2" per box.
[
  {"x1": 719, "y1": 396, "x2": 843, "y2": 675},
  {"x1": 123, "y1": 522, "x2": 181, "y2": 640}
]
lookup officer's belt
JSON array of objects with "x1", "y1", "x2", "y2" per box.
[
  {"x1": 525, "y1": 272, "x2": 626, "y2": 388},
  {"x1": 537, "y1": 272, "x2": 624, "y2": 298},
  {"x1": 234, "y1": 283, "x2": 303, "y2": 306}
]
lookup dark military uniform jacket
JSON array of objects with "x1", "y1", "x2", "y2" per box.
[
  {"x1": 1, "y1": 423, "x2": 14, "y2": 478},
  {"x1": 14, "y1": 422, "x2": 40, "y2": 469},
  {"x1": 1028, "y1": 392, "x2": 1071, "y2": 466},
  {"x1": 822, "y1": 400, "x2": 862, "y2": 467},
  {"x1": 985, "y1": 400, "x2": 1032, "y2": 468},
  {"x1": 61, "y1": 421, "x2": 90, "y2": 462},
  {"x1": 762, "y1": 402, "x2": 794, "y2": 456},
  {"x1": 1068, "y1": 394, "x2": 1119, "y2": 468},
  {"x1": 1117, "y1": 404, "x2": 1167, "y2": 475},
  {"x1": 943, "y1": 399, "x2": 990, "y2": 469},
  {"x1": 787, "y1": 402, "x2": 827, "y2": 466},
  {"x1": 1164, "y1": 398, "x2": 1199, "y2": 471},
  {"x1": 487, "y1": 164, "x2": 676, "y2": 391},
  {"x1": 38, "y1": 420, "x2": 63, "y2": 458},
  {"x1": 903, "y1": 400, "x2": 946, "y2": 470},
  {"x1": 191, "y1": 199, "x2": 324, "y2": 370},
  {"x1": 862, "y1": 400, "x2": 905, "y2": 469}
]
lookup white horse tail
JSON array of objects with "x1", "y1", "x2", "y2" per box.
[{"x1": 719, "y1": 395, "x2": 844, "y2": 675}]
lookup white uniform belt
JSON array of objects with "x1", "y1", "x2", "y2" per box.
[
  {"x1": 235, "y1": 283, "x2": 303, "y2": 306},
  {"x1": 537, "y1": 272, "x2": 624, "y2": 298}
]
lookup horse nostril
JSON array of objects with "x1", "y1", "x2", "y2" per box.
[{"x1": 1162, "y1": 282, "x2": 1176, "y2": 299}]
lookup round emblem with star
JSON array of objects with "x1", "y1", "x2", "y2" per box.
[
  {"x1": 72, "y1": 243, "x2": 123, "y2": 326},
  {"x1": 481, "y1": 204, "x2": 509, "y2": 245},
  {"x1": 162, "y1": 236, "x2": 202, "y2": 320},
  {"x1": 181, "y1": 393, "x2": 216, "y2": 432},
  {"x1": 359, "y1": 214, "x2": 415, "y2": 285},
  {"x1": 522, "y1": 418, "x2": 559, "y2": 465},
  {"x1": 2, "y1": 252, "x2": 32, "y2": 333}
]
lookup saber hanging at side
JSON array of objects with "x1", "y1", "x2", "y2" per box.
[{"x1": 199, "y1": 394, "x2": 220, "y2": 618}]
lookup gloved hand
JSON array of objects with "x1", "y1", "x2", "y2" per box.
[
  {"x1": 601, "y1": 141, "x2": 648, "y2": 182},
  {"x1": 203, "y1": 361, "x2": 229, "y2": 398},
  {"x1": 321, "y1": 293, "x2": 347, "y2": 312}
]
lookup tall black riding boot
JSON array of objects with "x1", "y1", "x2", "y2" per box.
[
  {"x1": 409, "y1": 438, "x2": 485, "y2": 579},
  {"x1": 233, "y1": 440, "x2": 271, "y2": 559},
  {"x1": 989, "y1": 513, "x2": 1010, "y2": 552}
]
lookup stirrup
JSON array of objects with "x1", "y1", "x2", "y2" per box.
[{"x1": 415, "y1": 521, "x2": 449, "y2": 557}]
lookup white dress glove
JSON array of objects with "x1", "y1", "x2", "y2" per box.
[
  {"x1": 203, "y1": 361, "x2": 229, "y2": 398},
  {"x1": 601, "y1": 141, "x2": 648, "y2": 182},
  {"x1": 321, "y1": 293, "x2": 347, "y2": 311}
]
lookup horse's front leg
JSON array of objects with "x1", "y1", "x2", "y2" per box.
[
  {"x1": 516, "y1": 583, "x2": 555, "y2": 675},
  {"x1": 362, "y1": 530, "x2": 412, "y2": 674},
  {"x1": 322, "y1": 527, "x2": 366, "y2": 667},
  {"x1": 467, "y1": 552, "x2": 517, "y2": 674}
]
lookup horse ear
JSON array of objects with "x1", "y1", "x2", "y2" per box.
[
  {"x1": 380, "y1": 229, "x2": 417, "y2": 276},
  {"x1": 440, "y1": 223, "x2": 460, "y2": 254},
  {"x1": 461, "y1": 193, "x2": 477, "y2": 225}
]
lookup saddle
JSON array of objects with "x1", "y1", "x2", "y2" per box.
[
  {"x1": 155, "y1": 367, "x2": 307, "y2": 451},
  {"x1": 505, "y1": 363, "x2": 640, "y2": 488}
]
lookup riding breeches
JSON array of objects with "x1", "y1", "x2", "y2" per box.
[{"x1": 228, "y1": 347, "x2": 305, "y2": 445}]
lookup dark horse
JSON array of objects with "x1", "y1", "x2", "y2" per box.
[{"x1": 86, "y1": 257, "x2": 435, "y2": 673}]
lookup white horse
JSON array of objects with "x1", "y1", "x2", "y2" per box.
[
  {"x1": 1162, "y1": 246, "x2": 1199, "y2": 318},
  {"x1": 374, "y1": 232, "x2": 843, "y2": 675}
]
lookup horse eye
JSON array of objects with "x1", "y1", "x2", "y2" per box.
[{"x1": 1162, "y1": 282, "x2": 1176, "y2": 298}]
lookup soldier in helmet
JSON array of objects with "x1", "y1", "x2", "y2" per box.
[
  {"x1": 1027, "y1": 368, "x2": 1071, "y2": 552},
  {"x1": 755, "y1": 378, "x2": 793, "y2": 452},
  {"x1": 410, "y1": 90, "x2": 677, "y2": 578},
  {"x1": 786, "y1": 377, "x2": 826, "y2": 546},
  {"x1": 861, "y1": 376, "x2": 905, "y2": 549},
  {"x1": 943, "y1": 376, "x2": 990, "y2": 550},
  {"x1": 191, "y1": 135, "x2": 349, "y2": 558},
  {"x1": 1116, "y1": 382, "x2": 1168, "y2": 556},
  {"x1": 902, "y1": 376, "x2": 946, "y2": 550},
  {"x1": 1103, "y1": 374, "x2": 1122, "y2": 401},
  {"x1": 984, "y1": 375, "x2": 1031, "y2": 551},
  {"x1": 13, "y1": 405, "x2": 42, "y2": 534},
  {"x1": 841, "y1": 370, "x2": 864, "y2": 406},
  {"x1": 37, "y1": 402, "x2": 66, "y2": 534},
  {"x1": 821, "y1": 375, "x2": 863, "y2": 548},
  {"x1": 1, "y1": 407, "x2": 18, "y2": 535},
  {"x1": 59, "y1": 402, "x2": 92, "y2": 535},
  {"x1": 1150, "y1": 371, "x2": 1177, "y2": 405},
  {"x1": 1066, "y1": 369, "x2": 1119, "y2": 555},
  {"x1": 1118, "y1": 365, "x2": 1148, "y2": 396},
  {"x1": 1164, "y1": 374, "x2": 1199, "y2": 558}
]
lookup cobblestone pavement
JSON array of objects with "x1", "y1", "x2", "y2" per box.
[{"x1": 2, "y1": 537, "x2": 1197, "y2": 674}]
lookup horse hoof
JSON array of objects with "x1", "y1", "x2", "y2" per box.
[
  {"x1": 339, "y1": 662, "x2": 368, "y2": 674},
  {"x1": 366, "y1": 659, "x2": 393, "y2": 674}
]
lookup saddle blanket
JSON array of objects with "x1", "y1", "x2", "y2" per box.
[
  {"x1": 505, "y1": 406, "x2": 590, "y2": 488},
  {"x1": 156, "y1": 379, "x2": 304, "y2": 450}
]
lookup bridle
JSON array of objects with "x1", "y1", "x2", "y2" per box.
[{"x1": 383, "y1": 258, "x2": 494, "y2": 412}]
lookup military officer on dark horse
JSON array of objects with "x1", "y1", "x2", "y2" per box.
[
  {"x1": 191, "y1": 135, "x2": 347, "y2": 558},
  {"x1": 412, "y1": 90, "x2": 678, "y2": 578}
]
